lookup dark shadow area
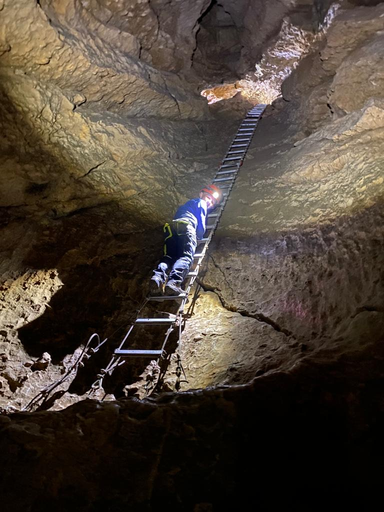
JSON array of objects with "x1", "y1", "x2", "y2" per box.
[
  {"x1": 1, "y1": 349, "x2": 384, "y2": 511},
  {"x1": 193, "y1": 0, "x2": 243, "y2": 81}
]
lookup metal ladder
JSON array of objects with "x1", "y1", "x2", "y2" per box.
[{"x1": 91, "y1": 104, "x2": 267, "y2": 390}]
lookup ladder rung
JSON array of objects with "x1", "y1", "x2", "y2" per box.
[
  {"x1": 206, "y1": 224, "x2": 215, "y2": 229},
  {"x1": 187, "y1": 270, "x2": 199, "y2": 276},
  {"x1": 223, "y1": 156, "x2": 242, "y2": 161},
  {"x1": 208, "y1": 212, "x2": 219, "y2": 217},
  {"x1": 194, "y1": 252, "x2": 204, "y2": 258},
  {"x1": 216, "y1": 170, "x2": 237, "y2": 175},
  {"x1": 216, "y1": 186, "x2": 233, "y2": 192},
  {"x1": 220, "y1": 163, "x2": 240, "y2": 169},
  {"x1": 233, "y1": 138, "x2": 251, "y2": 142},
  {"x1": 230, "y1": 144, "x2": 248, "y2": 148},
  {"x1": 213, "y1": 177, "x2": 235, "y2": 182},
  {"x1": 227, "y1": 150, "x2": 245, "y2": 154},
  {"x1": 115, "y1": 349, "x2": 163, "y2": 357},
  {"x1": 135, "y1": 318, "x2": 176, "y2": 325},
  {"x1": 148, "y1": 295, "x2": 187, "y2": 301}
]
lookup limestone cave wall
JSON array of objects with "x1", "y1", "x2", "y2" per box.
[{"x1": 0, "y1": 0, "x2": 384, "y2": 510}]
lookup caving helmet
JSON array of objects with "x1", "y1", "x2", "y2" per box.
[{"x1": 200, "y1": 184, "x2": 223, "y2": 207}]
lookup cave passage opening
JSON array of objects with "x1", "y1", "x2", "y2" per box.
[{"x1": 200, "y1": 2, "x2": 340, "y2": 105}]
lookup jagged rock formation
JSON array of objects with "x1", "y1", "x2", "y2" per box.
[{"x1": 1, "y1": 0, "x2": 384, "y2": 510}]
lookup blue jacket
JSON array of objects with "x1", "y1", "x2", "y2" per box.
[{"x1": 173, "y1": 198, "x2": 207, "y2": 239}]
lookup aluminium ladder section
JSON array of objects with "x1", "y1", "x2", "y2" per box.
[{"x1": 101, "y1": 104, "x2": 267, "y2": 375}]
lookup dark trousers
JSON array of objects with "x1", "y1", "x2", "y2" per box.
[{"x1": 153, "y1": 221, "x2": 197, "y2": 285}]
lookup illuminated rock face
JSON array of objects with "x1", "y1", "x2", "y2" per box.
[
  {"x1": 165, "y1": 96, "x2": 384, "y2": 391},
  {"x1": 0, "y1": 1, "x2": 384, "y2": 510},
  {"x1": 161, "y1": 3, "x2": 384, "y2": 394}
]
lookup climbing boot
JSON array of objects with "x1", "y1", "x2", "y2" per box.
[
  {"x1": 164, "y1": 280, "x2": 184, "y2": 296},
  {"x1": 148, "y1": 276, "x2": 164, "y2": 296}
]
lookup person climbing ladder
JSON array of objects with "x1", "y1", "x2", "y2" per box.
[{"x1": 149, "y1": 184, "x2": 223, "y2": 296}]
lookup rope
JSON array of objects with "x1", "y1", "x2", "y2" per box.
[
  {"x1": 23, "y1": 333, "x2": 107, "y2": 412},
  {"x1": 175, "y1": 353, "x2": 188, "y2": 391}
]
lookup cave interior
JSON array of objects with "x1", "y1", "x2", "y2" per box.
[{"x1": 1, "y1": 0, "x2": 384, "y2": 510}]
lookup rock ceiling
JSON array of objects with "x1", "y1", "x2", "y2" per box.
[{"x1": 0, "y1": 0, "x2": 384, "y2": 509}]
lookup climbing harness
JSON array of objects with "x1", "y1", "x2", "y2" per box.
[{"x1": 89, "y1": 104, "x2": 267, "y2": 396}]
